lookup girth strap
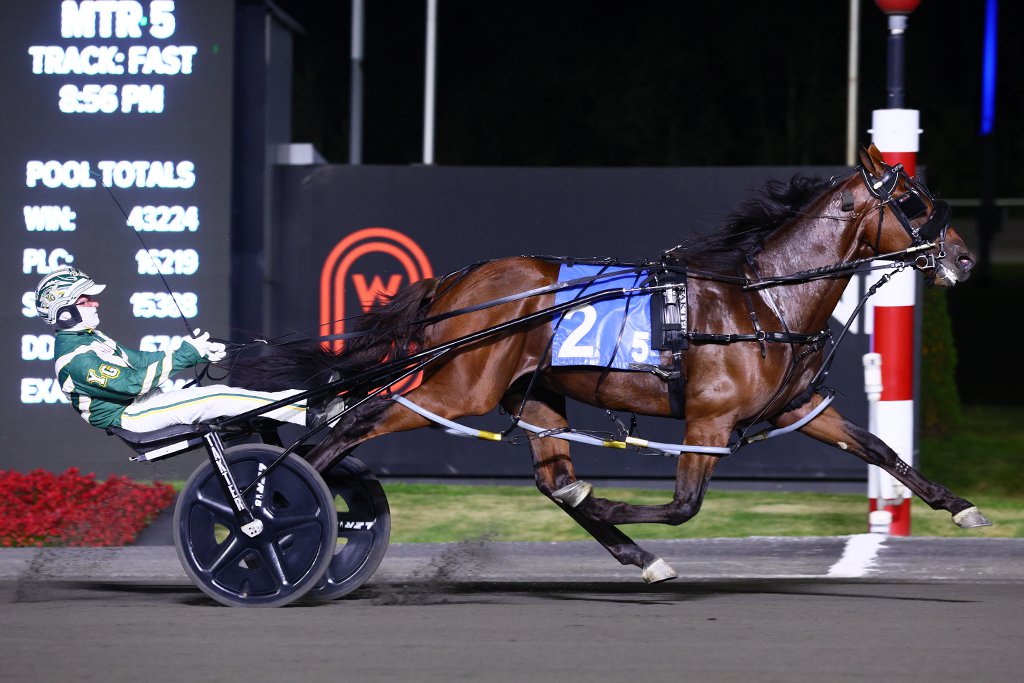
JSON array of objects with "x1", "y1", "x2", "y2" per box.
[
  {"x1": 647, "y1": 268, "x2": 688, "y2": 419},
  {"x1": 650, "y1": 279, "x2": 689, "y2": 352}
]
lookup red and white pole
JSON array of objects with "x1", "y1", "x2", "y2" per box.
[
  {"x1": 864, "y1": 209, "x2": 916, "y2": 536},
  {"x1": 868, "y1": 109, "x2": 919, "y2": 536},
  {"x1": 866, "y1": 279, "x2": 915, "y2": 534},
  {"x1": 867, "y1": 0, "x2": 921, "y2": 536}
]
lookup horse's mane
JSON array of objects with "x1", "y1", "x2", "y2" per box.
[{"x1": 665, "y1": 175, "x2": 834, "y2": 271}]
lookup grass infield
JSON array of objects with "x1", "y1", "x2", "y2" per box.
[
  {"x1": 159, "y1": 405, "x2": 1021, "y2": 543},
  {"x1": 380, "y1": 484, "x2": 1023, "y2": 543}
]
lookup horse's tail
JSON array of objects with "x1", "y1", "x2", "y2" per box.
[{"x1": 228, "y1": 278, "x2": 438, "y2": 392}]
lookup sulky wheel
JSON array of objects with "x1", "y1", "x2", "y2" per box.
[
  {"x1": 309, "y1": 456, "x2": 391, "y2": 600},
  {"x1": 172, "y1": 444, "x2": 337, "y2": 607}
]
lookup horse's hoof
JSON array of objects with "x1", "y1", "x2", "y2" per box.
[
  {"x1": 642, "y1": 558, "x2": 678, "y2": 584},
  {"x1": 551, "y1": 481, "x2": 593, "y2": 508},
  {"x1": 953, "y1": 506, "x2": 993, "y2": 529}
]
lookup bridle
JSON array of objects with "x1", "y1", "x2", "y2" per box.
[{"x1": 858, "y1": 162, "x2": 952, "y2": 274}]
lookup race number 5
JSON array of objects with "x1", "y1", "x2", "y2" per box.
[{"x1": 630, "y1": 331, "x2": 651, "y2": 362}]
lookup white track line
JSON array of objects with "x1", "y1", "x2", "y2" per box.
[{"x1": 827, "y1": 533, "x2": 887, "y2": 578}]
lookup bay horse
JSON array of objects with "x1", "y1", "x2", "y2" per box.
[{"x1": 234, "y1": 145, "x2": 990, "y2": 583}]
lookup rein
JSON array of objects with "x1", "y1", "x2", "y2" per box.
[{"x1": 741, "y1": 242, "x2": 935, "y2": 290}]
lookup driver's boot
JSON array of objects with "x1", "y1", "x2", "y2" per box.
[{"x1": 306, "y1": 395, "x2": 346, "y2": 429}]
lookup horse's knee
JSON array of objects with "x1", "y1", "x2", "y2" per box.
[{"x1": 529, "y1": 445, "x2": 576, "y2": 500}]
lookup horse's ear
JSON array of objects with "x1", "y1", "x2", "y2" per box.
[{"x1": 859, "y1": 144, "x2": 887, "y2": 175}]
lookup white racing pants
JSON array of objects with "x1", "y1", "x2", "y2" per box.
[{"x1": 119, "y1": 384, "x2": 307, "y2": 433}]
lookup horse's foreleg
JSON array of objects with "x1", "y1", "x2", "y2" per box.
[
  {"x1": 505, "y1": 391, "x2": 674, "y2": 582},
  {"x1": 782, "y1": 398, "x2": 991, "y2": 528}
]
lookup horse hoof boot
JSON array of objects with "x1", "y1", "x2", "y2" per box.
[
  {"x1": 551, "y1": 481, "x2": 593, "y2": 508},
  {"x1": 952, "y1": 506, "x2": 993, "y2": 529},
  {"x1": 642, "y1": 558, "x2": 678, "y2": 584}
]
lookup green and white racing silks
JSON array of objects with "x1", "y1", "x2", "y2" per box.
[{"x1": 54, "y1": 329, "x2": 204, "y2": 428}]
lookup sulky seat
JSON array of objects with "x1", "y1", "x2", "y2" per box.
[{"x1": 107, "y1": 423, "x2": 208, "y2": 461}]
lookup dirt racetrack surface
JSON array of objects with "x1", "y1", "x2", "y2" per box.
[{"x1": 2, "y1": 537, "x2": 1022, "y2": 682}]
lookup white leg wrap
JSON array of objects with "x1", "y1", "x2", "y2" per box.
[
  {"x1": 642, "y1": 558, "x2": 678, "y2": 584},
  {"x1": 550, "y1": 480, "x2": 593, "y2": 508}
]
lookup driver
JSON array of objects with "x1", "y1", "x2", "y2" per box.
[{"x1": 34, "y1": 266, "x2": 332, "y2": 432}]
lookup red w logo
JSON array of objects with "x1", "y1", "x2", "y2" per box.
[
  {"x1": 351, "y1": 273, "x2": 404, "y2": 312},
  {"x1": 320, "y1": 228, "x2": 434, "y2": 395}
]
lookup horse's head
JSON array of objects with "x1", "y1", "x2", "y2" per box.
[{"x1": 856, "y1": 144, "x2": 975, "y2": 287}]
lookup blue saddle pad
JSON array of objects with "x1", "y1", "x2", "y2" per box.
[{"x1": 550, "y1": 264, "x2": 660, "y2": 369}]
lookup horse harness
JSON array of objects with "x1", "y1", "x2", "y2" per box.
[
  {"x1": 551, "y1": 161, "x2": 950, "y2": 421},
  {"x1": 621, "y1": 264, "x2": 831, "y2": 419},
  {"x1": 860, "y1": 163, "x2": 952, "y2": 266},
  {"x1": 235, "y1": 160, "x2": 951, "y2": 436}
]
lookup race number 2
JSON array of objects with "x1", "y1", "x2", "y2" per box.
[
  {"x1": 556, "y1": 304, "x2": 654, "y2": 365},
  {"x1": 558, "y1": 305, "x2": 597, "y2": 359}
]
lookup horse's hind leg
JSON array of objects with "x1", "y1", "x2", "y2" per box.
[
  {"x1": 781, "y1": 398, "x2": 992, "y2": 528},
  {"x1": 571, "y1": 415, "x2": 733, "y2": 527},
  {"x1": 305, "y1": 395, "x2": 434, "y2": 471},
  {"x1": 504, "y1": 390, "x2": 676, "y2": 582}
]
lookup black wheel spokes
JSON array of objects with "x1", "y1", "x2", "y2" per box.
[
  {"x1": 258, "y1": 541, "x2": 292, "y2": 591},
  {"x1": 175, "y1": 447, "x2": 337, "y2": 607},
  {"x1": 260, "y1": 476, "x2": 333, "y2": 588},
  {"x1": 194, "y1": 491, "x2": 236, "y2": 521},
  {"x1": 185, "y1": 495, "x2": 276, "y2": 598},
  {"x1": 269, "y1": 509, "x2": 331, "y2": 532},
  {"x1": 311, "y1": 461, "x2": 391, "y2": 600},
  {"x1": 268, "y1": 518, "x2": 328, "y2": 563},
  {"x1": 202, "y1": 536, "x2": 245, "y2": 576}
]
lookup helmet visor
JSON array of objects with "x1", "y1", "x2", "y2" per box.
[{"x1": 82, "y1": 282, "x2": 106, "y2": 296}]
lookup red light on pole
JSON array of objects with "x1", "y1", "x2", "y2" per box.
[{"x1": 874, "y1": 0, "x2": 920, "y2": 14}]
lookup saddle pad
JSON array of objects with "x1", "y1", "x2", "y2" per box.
[{"x1": 551, "y1": 264, "x2": 660, "y2": 369}]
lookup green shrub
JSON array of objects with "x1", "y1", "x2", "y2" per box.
[{"x1": 920, "y1": 286, "x2": 962, "y2": 434}]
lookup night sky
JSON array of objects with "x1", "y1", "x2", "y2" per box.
[{"x1": 273, "y1": 0, "x2": 1022, "y2": 199}]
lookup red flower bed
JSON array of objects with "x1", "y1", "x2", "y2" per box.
[{"x1": 0, "y1": 467, "x2": 176, "y2": 547}]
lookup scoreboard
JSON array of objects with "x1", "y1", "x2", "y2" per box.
[{"x1": 0, "y1": 1, "x2": 235, "y2": 475}]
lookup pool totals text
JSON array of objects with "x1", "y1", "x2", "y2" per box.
[{"x1": 9, "y1": 1, "x2": 233, "y2": 407}]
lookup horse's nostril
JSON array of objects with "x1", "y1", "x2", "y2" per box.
[{"x1": 958, "y1": 255, "x2": 975, "y2": 271}]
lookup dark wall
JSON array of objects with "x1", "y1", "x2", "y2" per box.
[{"x1": 271, "y1": 164, "x2": 871, "y2": 481}]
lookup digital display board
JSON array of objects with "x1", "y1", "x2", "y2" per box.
[{"x1": 0, "y1": 1, "x2": 234, "y2": 477}]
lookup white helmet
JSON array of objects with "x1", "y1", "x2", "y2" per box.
[{"x1": 34, "y1": 267, "x2": 106, "y2": 326}]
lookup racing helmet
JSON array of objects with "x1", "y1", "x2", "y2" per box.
[{"x1": 34, "y1": 267, "x2": 106, "y2": 325}]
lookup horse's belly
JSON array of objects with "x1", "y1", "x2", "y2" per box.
[{"x1": 543, "y1": 368, "x2": 675, "y2": 417}]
